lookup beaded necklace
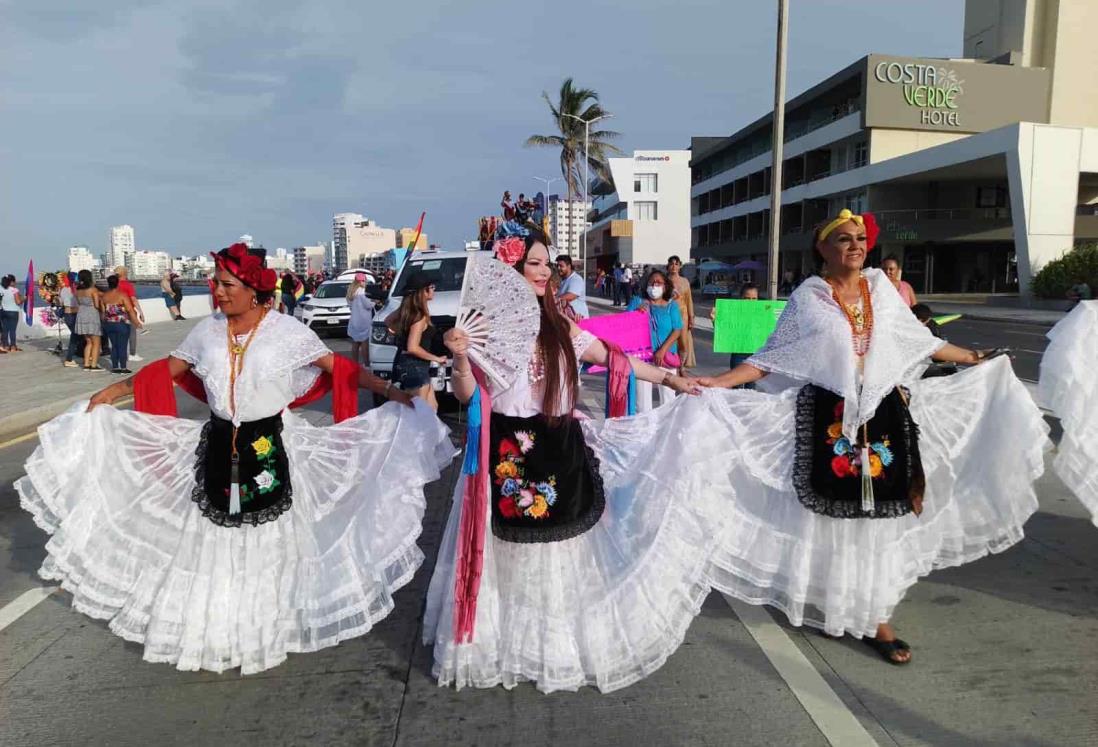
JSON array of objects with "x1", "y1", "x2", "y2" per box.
[
  {"x1": 826, "y1": 275, "x2": 873, "y2": 357},
  {"x1": 225, "y1": 308, "x2": 267, "y2": 514}
]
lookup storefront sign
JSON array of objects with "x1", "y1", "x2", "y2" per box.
[{"x1": 873, "y1": 61, "x2": 963, "y2": 128}]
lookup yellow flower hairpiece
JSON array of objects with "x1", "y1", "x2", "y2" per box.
[{"x1": 817, "y1": 209, "x2": 865, "y2": 243}]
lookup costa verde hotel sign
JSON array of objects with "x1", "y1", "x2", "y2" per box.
[
  {"x1": 873, "y1": 60, "x2": 964, "y2": 127},
  {"x1": 863, "y1": 54, "x2": 1050, "y2": 134}
]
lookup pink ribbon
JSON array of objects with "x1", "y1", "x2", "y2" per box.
[{"x1": 451, "y1": 367, "x2": 491, "y2": 644}]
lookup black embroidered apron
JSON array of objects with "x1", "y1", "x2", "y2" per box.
[
  {"x1": 792, "y1": 385, "x2": 924, "y2": 519},
  {"x1": 192, "y1": 413, "x2": 293, "y2": 527},
  {"x1": 489, "y1": 412, "x2": 605, "y2": 543}
]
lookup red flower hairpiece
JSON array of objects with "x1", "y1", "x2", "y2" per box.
[
  {"x1": 493, "y1": 236, "x2": 526, "y2": 266},
  {"x1": 862, "y1": 212, "x2": 880, "y2": 250},
  {"x1": 211, "y1": 242, "x2": 277, "y2": 292}
]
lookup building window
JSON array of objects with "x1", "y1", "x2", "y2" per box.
[
  {"x1": 635, "y1": 201, "x2": 658, "y2": 221},
  {"x1": 634, "y1": 173, "x2": 658, "y2": 193},
  {"x1": 849, "y1": 140, "x2": 867, "y2": 169},
  {"x1": 844, "y1": 190, "x2": 867, "y2": 215}
]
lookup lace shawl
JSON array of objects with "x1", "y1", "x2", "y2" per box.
[
  {"x1": 747, "y1": 268, "x2": 945, "y2": 442},
  {"x1": 171, "y1": 311, "x2": 331, "y2": 425}
]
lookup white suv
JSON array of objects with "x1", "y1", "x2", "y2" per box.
[
  {"x1": 369, "y1": 249, "x2": 481, "y2": 389},
  {"x1": 295, "y1": 279, "x2": 353, "y2": 335}
]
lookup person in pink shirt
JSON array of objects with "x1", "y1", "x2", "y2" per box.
[{"x1": 882, "y1": 255, "x2": 917, "y2": 307}]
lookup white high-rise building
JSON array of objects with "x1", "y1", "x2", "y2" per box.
[
  {"x1": 109, "y1": 225, "x2": 135, "y2": 270},
  {"x1": 67, "y1": 246, "x2": 99, "y2": 274},
  {"x1": 548, "y1": 197, "x2": 591, "y2": 257},
  {"x1": 238, "y1": 234, "x2": 255, "y2": 248},
  {"x1": 130, "y1": 250, "x2": 172, "y2": 279},
  {"x1": 333, "y1": 213, "x2": 397, "y2": 273}
]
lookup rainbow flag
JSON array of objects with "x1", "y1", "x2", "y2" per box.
[{"x1": 23, "y1": 260, "x2": 34, "y2": 325}]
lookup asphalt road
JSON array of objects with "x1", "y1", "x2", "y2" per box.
[{"x1": 2, "y1": 329, "x2": 1095, "y2": 746}]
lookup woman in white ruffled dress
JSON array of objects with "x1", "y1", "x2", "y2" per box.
[
  {"x1": 1039, "y1": 299, "x2": 1098, "y2": 524},
  {"x1": 423, "y1": 224, "x2": 717, "y2": 693},
  {"x1": 689, "y1": 209, "x2": 1049, "y2": 663},
  {"x1": 16, "y1": 243, "x2": 456, "y2": 675}
]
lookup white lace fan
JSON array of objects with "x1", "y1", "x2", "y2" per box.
[{"x1": 455, "y1": 254, "x2": 540, "y2": 391}]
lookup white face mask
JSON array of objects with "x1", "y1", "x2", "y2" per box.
[{"x1": 647, "y1": 285, "x2": 663, "y2": 300}]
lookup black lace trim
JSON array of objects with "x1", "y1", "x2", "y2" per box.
[
  {"x1": 191, "y1": 419, "x2": 293, "y2": 529},
  {"x1": 791, "y1": 385, "x2": 920, "y2": 520}
]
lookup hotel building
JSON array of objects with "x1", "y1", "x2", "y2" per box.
[{"x1": 689, "y1": 0, "x2": 1098, "y2": 294}]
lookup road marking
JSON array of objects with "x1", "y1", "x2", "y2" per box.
[
  {"x1": 0, "y1": 587, "x2": 59, "y2": 633},
  {"x1": 724, "y1": 596, "x2": 879, "y2": 747},
  {"x1": 0, "y1": 396, "x2": 134, "y2": 451}
]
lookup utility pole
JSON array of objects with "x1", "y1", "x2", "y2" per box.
[
  {"x1": 563, "y1": 112, "x2": 612, "y2": 279},
  {"x1": 767, "y1": 0, "x2": 789, "y2": 300}
]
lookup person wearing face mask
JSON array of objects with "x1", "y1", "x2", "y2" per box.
[
  {"x1": 15, "y1": 243, "x2": 456, "y2": 676},
  {"x1": 627, "y1": 268, "x2": 684, "y2": 411}
]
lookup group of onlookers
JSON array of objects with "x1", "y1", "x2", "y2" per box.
[{"x1": 63, "y1": 267, "x2": 146, "y2": 373}]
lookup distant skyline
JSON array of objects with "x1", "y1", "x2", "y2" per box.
[{"x1": 0, "y1": 0, "x2": 963, "y2": 270}]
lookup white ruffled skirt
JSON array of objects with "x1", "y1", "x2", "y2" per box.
[
  {"x1": 699, "y1": 356, "x2": 1048, "y2": 638},
  {"x1": 16, "y1": 399, "x2": 457, "y2": 674},
  {"x1": 423, "y1": 400, "x2": 737, "y2": 694},
  {"x1": 1039, "y1": 300, "x2": 1098, "y2": 525}
]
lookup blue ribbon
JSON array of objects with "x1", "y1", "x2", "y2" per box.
[{"x1": 461, "y1": 385, "x2": 482, "y2": 475}]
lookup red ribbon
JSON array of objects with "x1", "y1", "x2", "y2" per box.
[{"x1": 451, "y1": 367, "x2": 491, "y2": 644}]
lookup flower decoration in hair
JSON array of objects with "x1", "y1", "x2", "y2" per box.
[
  {"x1": 211, "y1": 243, "x2": 277, "y2": 292},
  {"x1": 818, "y1": 209, "x2": 880, "y2": 250},
  {"x1": 491, "y1": 220, "x2": 532, "y2": 265}
]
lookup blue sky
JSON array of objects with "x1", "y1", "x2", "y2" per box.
[{"x1": 0, "y1": 0, "x2": 962, "y2": 270}]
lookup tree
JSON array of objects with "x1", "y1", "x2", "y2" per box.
[{"x1": 525, "y1": 78, "x2": 622, "y2": 206}]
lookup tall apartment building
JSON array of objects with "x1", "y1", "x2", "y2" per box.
[
  {"x1": 584, "y1": 150, "x2": 692, "y2": 276},
  {"x1": 689, "y1": 0, "x2": 1098, "y2": 295},
  {"x1": 333, "y1": 214, "x2": 399, "y2": 272},
  {"x1": 67, "y1": 246, "x2": 99, "y2": 274},
  {"x1": 108, "y1": 225, "x2": 135, "y2": 270},
  {"x1": 547, "y1": 197, "x2": 591, "y2": 257},
  {"x1": 396, "y1": 227, "x2": 428, "y2": 251}
]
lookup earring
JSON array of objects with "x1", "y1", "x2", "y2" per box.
[{"x1": 251, "y1": 297, "x2": 258, "y2": 308}]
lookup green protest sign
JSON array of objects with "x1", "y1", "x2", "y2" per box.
[{"x1": 712, "y1": 299, "x2": 786, "y2": 354}]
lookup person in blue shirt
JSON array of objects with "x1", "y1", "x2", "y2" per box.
[
  {"x1": 554, "y1": 254, "x2": 589, "y2": 319},
  {"x1": 627, "y1": 269, "x2": 683, "y2": 411}
]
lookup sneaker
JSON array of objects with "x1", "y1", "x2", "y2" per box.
[
  {"x1": 120, "y1": 368, "x2": 133, "y2": 375},
  {"x1": 129, "y1": 354, "x2": 143, "y2": 362},
  {"x1": 63, "y1": 360, "x2": 78, "y2": 368}
]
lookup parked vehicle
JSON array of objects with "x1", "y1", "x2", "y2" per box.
[
  {"x1": 369, "y1": 249, "x2": 477, "y2": 393},
  {"x1": 294, "y1": 279, "x2": 353, "y2": 335}
]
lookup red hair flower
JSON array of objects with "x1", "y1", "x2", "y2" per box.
[
  {"x1": 211, "y1": 243, "x2": 277, "y2": 292},
  {"x1": 862, "y1": 212, "x2": 880, "y2": 250},
  {"x1": 493, "y1": 237, "x2": 526, "y2": 266}
]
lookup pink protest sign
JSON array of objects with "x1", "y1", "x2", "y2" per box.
[{"x1": 578, "y1": 310, "x2": 651, "y2": 372}]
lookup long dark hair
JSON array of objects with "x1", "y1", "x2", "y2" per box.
[
  {"x1": 394, "y1": 286, "x2": 432, "y2": 336},
  {"x1": 511, "y1": 227, "x2": 578, "y2": 421},
  {"x1": 77, "y1": 269, "x2": 94, "y2": 290}
]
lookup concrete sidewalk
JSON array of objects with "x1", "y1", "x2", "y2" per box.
[{"x1": 0, "y1": 318, "x2": 201, "y2": 440}]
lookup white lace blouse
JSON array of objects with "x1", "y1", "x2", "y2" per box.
[
  {"x1": 172, "y1": 312, "x2": 331, "y2": 425},
  {"x1": 490, "y1": 330, "x2": 598, "y2": 417}
]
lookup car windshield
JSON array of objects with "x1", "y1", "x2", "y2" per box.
[
  {"x1": 313, "y1": 282, "x2": 350, "y2": 299},
  {"x1": 392, "y1": 258, "x2": 467, "y2": 296}
]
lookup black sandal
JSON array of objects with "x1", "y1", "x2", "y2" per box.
[{"x1": 864, "y1": 636, "x2": 912, "y2": 665}]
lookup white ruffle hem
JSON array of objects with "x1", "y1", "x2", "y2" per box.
[
  {"x1": 16, "y1": 399, "x2": 456, "y2": 675},
  {"x1": 697, "y1": 356, "x2": 1048, "y2": 637},
  {"x1": 423, "y1": 399, "x2": 737, "y2": 694},
  {"x1": 1039, "y1": 300, "x2": 1098, "y2": 525}
]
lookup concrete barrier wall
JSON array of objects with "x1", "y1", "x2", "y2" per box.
[{"x1": 16, "y1": 293, "x2": 215, "y2": 340}]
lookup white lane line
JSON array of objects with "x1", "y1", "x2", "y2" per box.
[
  {"x1": 724, "y1": 596, "x2": 879, "y2": 747},
  {"x1": 0, "y1": 587, "x2": 59, "y2": 633}
]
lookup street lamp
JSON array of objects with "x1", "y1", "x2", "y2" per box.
[
  {"x1": 532, "y1": 175, "x2": 560, "y2": 225},
  {"x1": 562, "y1": 112, "x2": 613, "y2": 279}
]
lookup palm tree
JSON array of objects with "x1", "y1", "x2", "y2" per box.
[{"x1": 525, "y1": 78, "x2": 622, "y2": 206}]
